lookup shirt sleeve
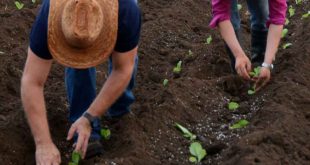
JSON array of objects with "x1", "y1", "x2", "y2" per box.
[
  {"x1": 29, "y1": 0, "x2": 52, "y2": 60},
  {"x1": 209, "y1": 0, "x2": 231, "y2": 28},
  {"x1": 114, "y1": 0, "x2": 141, "y2": 53},
  {"x1": 267, "y1": 0, "x2": 287, "y2": 26}
]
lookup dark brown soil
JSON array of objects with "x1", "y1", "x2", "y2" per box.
[{"x1": 0, "y1": 0, "x2": 309, "y2": 165}]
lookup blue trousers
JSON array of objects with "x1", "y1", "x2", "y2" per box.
[{"x1": 230, "y1": 0, "x2": 269, "y2": 31}]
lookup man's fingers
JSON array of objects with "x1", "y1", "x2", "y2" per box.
[
  {"x1": 242, "y1": 67, "x2": 250, "y2": 80},
  {"x1": 255, "y1": 77, "x2": 265, "y2": 91},
  {"x1": 75, "y1": 134, "x2": 85, "y2": 152},
  {"x1": 67, "y1": 125, "x2": 77, "y2": 140},
  {"x1": 82, "y1": 136, "x2": 90, "y2": 159}
]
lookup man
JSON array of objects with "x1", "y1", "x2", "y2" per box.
[
  {"x1": 21, "y1": 0, "x2": 141, "y2": 164},
  {"x1": 210, "y1": 0, "x2": 287, "y2": 91}
]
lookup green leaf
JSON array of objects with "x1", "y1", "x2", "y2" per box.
[
  {"x1": 69, "y1": 162, "x2": 78, "y2": 165},
  {"x1": 282, "y1": 43, "x2": 292, "y2": 49},
  {"x1": 189, "y1": 156, "x2": 197, "y2": 163},
  {"x1": 163, "y1": 79, "x2": 169, "y2": 87},
  {"x1": 100, "y1": 128, "x2": 111, "y2": 140},
  {"x1": 188, "y1": 50, "x2": 193, "y2": 57},
  {"x1": 14, "y1": 1, "x2": 24, "y2": 10},
  {"x1": 72, "y1": 151, "x2": 81, "y2": 164},
  {"x1": 205, "y1": 35, "x2": 212, "y2": 45},
  {"x1": 281, "y1": 28, "x2": 288, "y2": 38},
  {"x1": 253, "y1": 67, "x2": 261, "y2": 76},
  {"x1": 173, "y1": 61, "x2": 182, "y2": 74},
  {"x1": 228, "y1": 102, "x2": 239, "y2": 111},
  {"x1": 301, "y1": 11, "x2": 310, "y2": 19},
  {"x1": 32, "y1": 0, "x2": 36, "y2": 3},
  {"x1": 189, "y1": 142, "x2": 207, "y2": 162},
  {"x1": 175, "y1": 123, "x2": 196, "y2": 141},
  {"x1": 289, "y1": 6, "x2": 295, "y2": 17},
  {"x1": 295, "y1": 0, "x2": 302, "y2": 5},
  {"x1": 229, "y1": 119, "x2": 249, "y2": 129},
  {"x1": 285, "y1": 18, "x2": 290, "y2": 25},
  {"x1": 248, "y1": 89, "x2": 255, "y2": 95},
  {"x1": 237, "y1": 4, "x2": 242, "y2": 11}
]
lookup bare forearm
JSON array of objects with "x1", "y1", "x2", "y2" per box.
[
  {"x1": 219, "y1": 20, "x2": 245, "y2": 58},
  {"x1": 21, "y1": 82, "x2": 52, "y2": 145},
  {"x1": 264, "y1": 24, "x2": 283, "y2": 64},
  {"x1": 87, "y1": 69, "x2": 133, "y2": 117}
]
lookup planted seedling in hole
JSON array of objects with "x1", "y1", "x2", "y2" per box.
[
  {"x1": 302, "y1": 11, "x2": 310, "y2": 19},
  {"x1": 205, "y1": 35, "x2": 212, "y2": 45},
  {"x1": 101, "y1": 128, "x2": 111, "y2": 140},
  {"x1": 282, "y1": 43, "x2": 292, "y2": 49},
  {"x1": 289, "y1": 6, "x2": 295, "y2": 17},
  {"x1": 249, "y1": 66, "x2": 261, "y2": 77},
  {"x1": 175, "y1": 123, "x2": 197, "y2": 141},
  {"x1": 173, "y1": 61, "x2": 182, "y2": 74},
  {"x1": 229, "y1": 119, "x2": 249, "y2": 129},
  {"x1": 163, "y1": 79, "x2": 169, "y2": 87},
  {"x1": 188, "y1": 50, "x2": 193, "y2": 57},
  {"x1": 15, "y1": 1, "x2": 24, "y2": 10},
  {"x1": 228, "y1": 102, "x2": 239, "y2": 111},
  {"x1": 295, "y1": 0, "x2": 302, "y2": 5},
  {"x1": 189, "y1": 142, "x2": 207, "y2": 164},
  {"x1": 281, "y1": 28, "x2": 288, "y2": 38},
  {"x1": 285, "y1": 18, "x2": 290, "y2": 25},
  {"x1": 237, "y1": 4, "x2": 242, "y2": 11},
  {"x1": 68, "y1": 151, "x2": 81, "y2": 165}
]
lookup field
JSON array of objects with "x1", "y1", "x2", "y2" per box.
[{"x1": 0, "y1": 0, "x2": 310, "y2": 164}]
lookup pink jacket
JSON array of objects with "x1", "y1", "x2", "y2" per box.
[{"x1": 210, "y1": 0, "x2": 287, "y2": 28}]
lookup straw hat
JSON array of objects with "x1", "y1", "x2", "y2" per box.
[{"x1": 48, "y1": 0, "x2": 118, "y2": 68}]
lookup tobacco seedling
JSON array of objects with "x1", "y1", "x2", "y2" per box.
[
  {"x1": 15, "y1": 1, "x2": 24, "y2": 10},
  {"x1": 173, "y1": 61, "x2": 182, "y2": 74},
  {"x1": 188, "y1": 50, "x2": 193, "y2": 57},
  {"x1": 289, "y1": 6, "x2": 295, "y2": 17},
  {"x1": 285, "y1": 18, "x2": 290, "y2": 25},
  {"x1": 281, "y1": 28, "x2": 288, "y2": 38},
  {"x1": 249, "y1": 67, "x2": 261, "y2": 77},
  {"x1": 237, "y1": 4, "x2": 242, "y2": 11},
  {"x1": 205, "y1": 35, "x2": 212, "y2": 45},
  {"x1": 175, "y1": 123, "x2": 197, "y2": 141},
  {"x1": 32, "y1": 0, "x2": 36, "y2": 3},
  {"x1": 282, "y1": 43, "x2": 292, "y2": 49},
  {"x1": 248, "y1": 89, "x2": 256, "y2": 95},
  {"x1": 302, "y1": 11, "x2": 310, "y2": 19},
  {"x1": 189, "y1": 142, "x2": 207, "y2": 163},
  {"x1": 228, "y1": 102, "x2": 239, "y2": 111},
  {"x1": 68, "y1": 151, "x2": 81, "y2": 165},
  {"x1": 229, "y1": 119, "x2": 249, "y2": 129},
  {"x1": 163, "y1": 79, "x2": 169, "y2": 87},
  {"x1": 295, "y1": 0, "x2": 302, "y2": 5},
  {"x1": 100, "y1": 128, "x2": 111, "y2": 140}
]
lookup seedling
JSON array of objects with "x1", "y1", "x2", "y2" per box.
[
  {"x1": 173, "y1": 61, "x2": 182, "y2": 74},
  {"x1": 237, "y1": 4, "x2": 242, "y2": 11},
  {"x1": 282, "y1": 43, "x2": 292, "y2": 49},
  {"x1": 68, "y1": 151, "x2": 81, "y2": 165},
  {"x1": 249, "y1": 67, "x2": 261, "y2": 77},
  {"x1": 163, "y1": 79, "x2": 169, "y2": 87},
  {"x1": 289, "y1": 6, "x2": 295, "y2": 17},
  {"x1": 188, "y1": 50, "x2": 193, "y2": 57},
  {"x1": 189, "y1": 142, "x2": 207, "y2": 163},
  {"x1": 205, "y1": 35, "x2": 212, "y2": 45},
  {"x1": 14, "y1": 1, "x2": 24, "y2": 10},
  {"x1": 248, "y1": 88, "x2": 256, "y2": 95},
  {"x1": 175, "y1": 123, "x2": 197, "y2": 141},
  {"x1": 32, "y1": 0, "x2": 36, "y2": 3},
  {"x1": 281, "y1": 28, "x2": 288, "y2": 38},
  {"x1": 285, "y1": 18, "x2": 290, "y2": 25},
  {"x1": 229, "y1": 119, "x2": 249, "y2": 129},
  {"x1": 228, "y1": 102, "x2": 239, "y2": 111},
  {"x1": 100, "y1": 128, "x2": 111, "y2": 140},
  {"x1": 295, "y1": 0, "x2": 302, "y2": 5},
  {"x1": 302, "y1": 11, "x2": 310, "y2": 19}
]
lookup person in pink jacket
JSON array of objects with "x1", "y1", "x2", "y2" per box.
[{"x1": 210, "y1": 0, "x2": 287, "y2": 91}]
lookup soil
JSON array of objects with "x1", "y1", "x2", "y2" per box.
[{"x1": 0, "y1": 0, "x2": 309, "y2": 165}]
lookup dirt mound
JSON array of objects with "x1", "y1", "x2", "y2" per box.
[{"x1": 0, "y1": 0, "x2": 309, "y2": 165}]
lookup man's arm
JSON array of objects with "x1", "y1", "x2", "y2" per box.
[
  {"x1": 218, "y1": 20, "x2": 252, "y2": 80},
  {"x1": 67, "y1": 47, "x2": 137, "y2": 157},
  {"x1": 21, "y1": 48, "x2": 60, "y2": 164}
]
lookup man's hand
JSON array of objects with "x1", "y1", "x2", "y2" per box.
[
  {"x1": 67, "y1": 117, "x2": 91, "y2": 159},
  {"x1": 254, "y1": 67, "x2": 271, "y2": 91},
  {"x1": 235, "y1": 55, "x2": 252, "y2": 80},
  {"x1": 36, "y1": 143, "x2": 61, "y2": 165}
]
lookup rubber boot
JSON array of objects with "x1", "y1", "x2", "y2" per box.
[
  {"x1": 251, "y1": 30, "x2": 268, "y2": 65},
  {"x1": 225, "y1": 30, "x2": 241, "y2": 73}
]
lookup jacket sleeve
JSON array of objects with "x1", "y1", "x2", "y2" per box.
[
  {"x1": 267, "y1": 0, "x2": 287, "y2": 26},
  {"x1": 209, "y1": 0, "x2": 231, "y2": 28}
]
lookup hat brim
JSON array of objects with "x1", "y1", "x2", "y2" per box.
[{"x1": 48, "y1": 0, "x2": 118, "y2": 69}]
